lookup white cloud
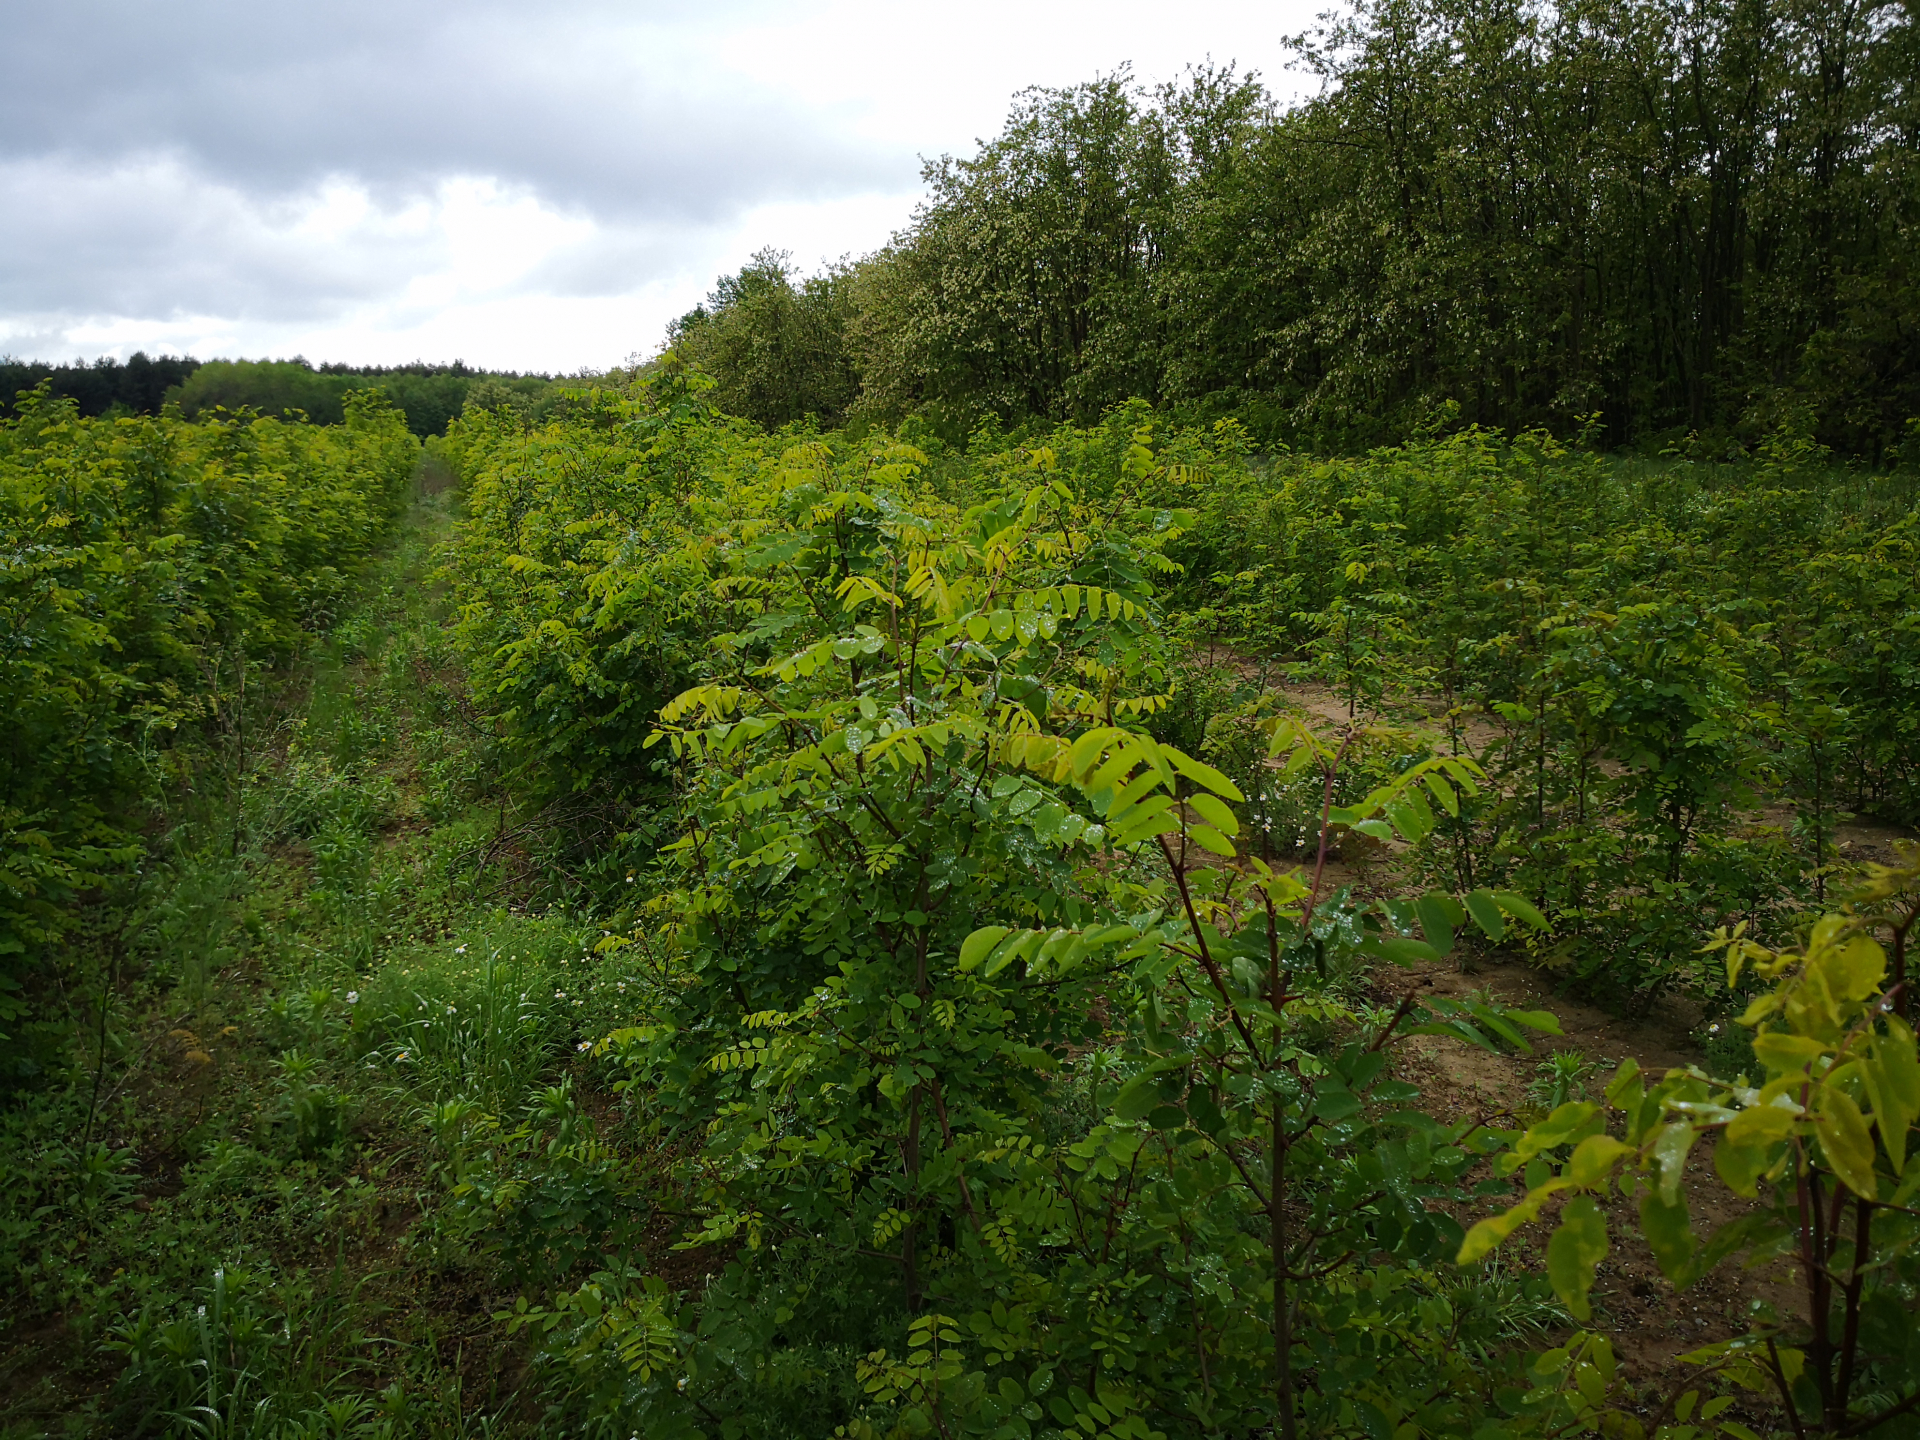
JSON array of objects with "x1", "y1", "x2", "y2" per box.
[
  {"x1": 724, "y1": 0, "x2": 1317, "y2": 147},
  {"x1": 0, "y1": 160, "x2": 928, "y2": 371}
]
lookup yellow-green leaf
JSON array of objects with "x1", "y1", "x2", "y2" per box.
[
  {"x1": 1506, "y1": 1103, "x2": 1603, "y2": 1169},
  {"x1": 1821, "y1": 930, "x2": 1887, "y2": 1003},
  {"x1": 1724, "y1": 1099, "x2": 1798, "y2": 1147},
  {"x1": 1605, "y1": 1058, "x2": 1644, "y2": 1108},
  {"x1": 1108, "y1": 769, "x2": 1169, "y2": 815},
  {"x1": 1861, "y1": 1054, "x2": 1907, "y2": 1176},
  {"x1": 1463, "y1": 890, "x2": 1505, "y2": 943},
  {"x1": 1715, "y1": 1134, "x2": 1780, "y2": 1199},
  {"x1": 1107, "y1": 795, "x2": 1174, "y2": 834},
  {"x1": 1164, "y1": 746, "x2": 1246, "y2": 802},
  {"x1": 1186, "y1": 823, "x2": 1237, "y2": 858},
  {"x1": 1457, "y1": 1188, "x2": 1552, "y2": 1265},
  {"x1": 1493, "y1": 891, "x2": 1549, "y2": 931},
  {"x1": 1880, "y1": 1018, "x2": 1920, "y2": 1112},
  {"x1": 1111, "y1": 812, "x2": 1182, "y2": 848},
  {"x1": 1087, "y1": 745, "x2": 1144, "y2": 796},
  {"x1": 1546, "y1": 1195, "x2": 1609, "y2": 1320},
  {"x1": 958, "y1": 927, "x2": 1011, "y2": 973},
  {"x1": 1186, "y1": 791, "x2": 1240, "y2": 836},
  {"x1": 1067, "y1": 727, "x2": 1118, "y2": 781},
  {"x1": 1567, "y1": 1134, "x2": 1632, "y2": 1188},
  {"x1": 1866, "y1": 1021, "x2": 1920, "y2": 1174},
  {"x1": 1651, "y1": 1122, "x2": 1698, "y2": 1205},
  {"x1": 1816, "y1": 1084, "x2": 1878, "y2": 1198},
  {"x1": 1640, "y1": 1187, "x2": 1696, "y2": 1284},
  {"x1": 1753, "y1": 1031, "x2": 1828, "y2": 1074}
]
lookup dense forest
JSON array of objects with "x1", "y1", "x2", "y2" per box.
[
  {"x1": 0, "y1": 354, "x2": 202, "y2": 422},
  {"x1": 677, "y1": 0, "x2": 1920, "y2": 459},
  {"x1": 5, "y1": 0, "x2": 1920, "y2": 1434},
  {"x1": 0, "y1": 356, "x2": 563, "y2": 439}
]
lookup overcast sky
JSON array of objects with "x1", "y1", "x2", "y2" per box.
[{"x1": 1, "y1": 0, "x2": 1317, "y2": 372}]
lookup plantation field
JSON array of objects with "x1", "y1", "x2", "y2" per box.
[{"x1": 4, "y1": 370, "x2": 1920, "y2": 1440}]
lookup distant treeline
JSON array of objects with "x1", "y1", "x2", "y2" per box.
[
  {"x1": 167, "y1": 359, "x2": 557, "y2": 437},
  {"x1": 673, "y1": 0, "x2": 1920, "y2": 457},
  {"x1": 0, "y1": 353, "x2": 200, "y2": 421},
  {"x1": 0, "y1": 354, "x2": 559, "y2": 437}
]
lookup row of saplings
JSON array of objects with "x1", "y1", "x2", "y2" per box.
[{"x1": 427, "y1": 412, "x2": 1920, "y2": 1440}]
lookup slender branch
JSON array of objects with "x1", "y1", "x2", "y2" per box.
[
  {"x1": 1298, "y1": 737, "x2": 1353, "y2": 934},
  {"x1": 1766, "y1": 1337, "x2": 1812, "y2": 1440},
  {"x1": 1155, "y1": 833, "x2": 1267, "y2": 1061},
  {"x1": 1369, "y1": 988, "x2": 1421, "y2": 1052},
  {"x1": 1836, "y1": 1196, "x2": 1872, "y2": 1413},
  {"x1": 1208, "y1": 1121, "x2": 1273, "y2": 1210},
  {"x1": 927, "y1": 1077, "x2": 982, "y2": 1235}
]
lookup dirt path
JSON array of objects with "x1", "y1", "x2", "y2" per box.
[{"x1": 1385, "y1": 957, "x2": 1799, "y2": 1396}]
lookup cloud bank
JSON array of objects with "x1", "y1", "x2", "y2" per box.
[{"x1": 0, "y1": 0, "x2": 1310, "y2": 370}]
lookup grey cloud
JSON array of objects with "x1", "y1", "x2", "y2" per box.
[
  {"x1": 0, "y1": 1, "x2": 903, "y2": 222},
  {"x1": 0, "y1": 152, "x2": 757, "y2": 326},
  {"x1": 0, "y1": 157, "x2": 440, "y2": 320},
  {"x1": 0, "y1": 0, "x2": 916, "y2": 352}
]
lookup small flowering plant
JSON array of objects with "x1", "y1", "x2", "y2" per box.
[{"x1": 346, "y1": 913, "x2": 603, "y2": 1106}]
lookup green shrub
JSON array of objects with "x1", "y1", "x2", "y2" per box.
[
  {"x1": 0, "y1": 387, "x2": 417, "y2": 1053},
  {"x1": 431, "y1": 392, "x2": 1574, "y2": 1437}
]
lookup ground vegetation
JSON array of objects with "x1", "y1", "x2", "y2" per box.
[{"x1": 5, "y1": 3, "x2": 1920, "y2": 1429}]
